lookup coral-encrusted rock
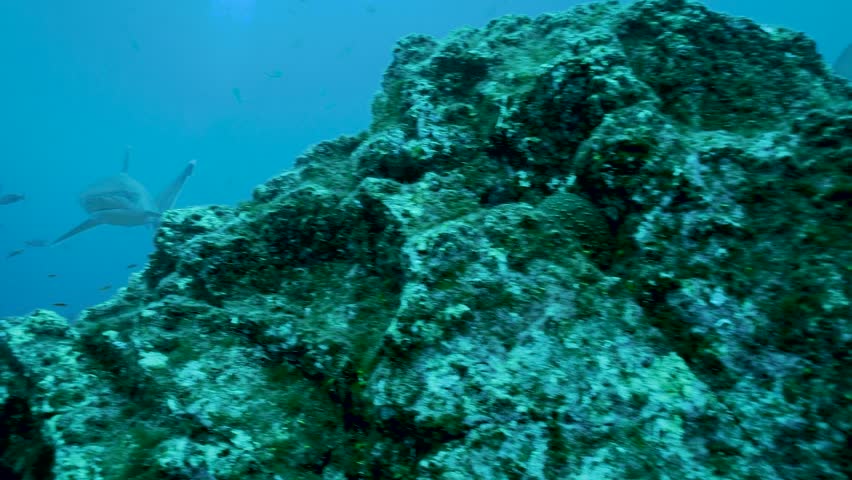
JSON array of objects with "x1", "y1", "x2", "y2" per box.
[{"x1": 2, "y1": 1, "x2": 850, "y2": 479}]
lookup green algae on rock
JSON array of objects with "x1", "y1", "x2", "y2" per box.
[{"x1": 2, "y1": 0, "x2": 850, "y2": 479}]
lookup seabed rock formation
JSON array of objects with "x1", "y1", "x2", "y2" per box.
[{"x1": 1, "y1": 0, "x2": 850, "y2": 478}]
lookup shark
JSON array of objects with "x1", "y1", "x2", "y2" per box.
[
  {"x1": 835, "y1": 43, "x2": 852, "y2": 81},
  {"x1": 52, "y1": 147, "x2": 196, "y2": 245}
]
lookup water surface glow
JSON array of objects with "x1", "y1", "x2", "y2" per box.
[{"x1": 210, "y1": 0, "x2": 256, "y2": 24}]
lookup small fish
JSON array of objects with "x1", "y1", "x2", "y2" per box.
[
  {"x1": 47, "y1": 274, "x2": 58, "y2": 278},
  {"x1": 52, "y1": 303, "x2": 68, "y2": 307},
  {"x1": 127, "y1": 263, "x2": 138, "y2": 269},
  {"x1": 0, "y1": 193, "x2": 25, "y2": 205},
  {"x1": 130, "y1": 38, "x2": 141, "y2": 52},
  {"x1": 25, "y1": 239, "x2": 48, "y2": 247},
  {"x1": 6, "y1": 249, "x2": 24, "y2": 259},
  {"x1": 99, "y1": 284, "x2": 112, "y2": 291},
  {"x1": 232, "y1": 87, "x2": 242, "y2": 103},
  {"x1": 835, "y1": 43, "x2": 852, "y2": 81},
  {"x1": 265, "y1": 70, "x2": 283, "y2": 79}
]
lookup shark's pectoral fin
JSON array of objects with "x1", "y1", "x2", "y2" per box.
[
  {"x1": 51, "y1": 218, "x2": 102, "y2": 246},
  {"x1": 144, "y1": 211, "x2": 162, "y2": 231},
  {"x1": 157, "y1": 159, "x2": 196, "y2": 212}
]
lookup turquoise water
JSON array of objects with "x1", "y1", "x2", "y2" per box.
[{"x1": 0, "y1": 0, "x2": 848, "y2": 320}]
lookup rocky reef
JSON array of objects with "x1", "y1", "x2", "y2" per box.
[{"x1": 1, "y1": 0, "x2": 849, "y2": 478}]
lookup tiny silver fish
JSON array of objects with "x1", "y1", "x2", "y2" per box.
[{"x1": 0, "y1": 193, "x2": 25, "y2": 205}]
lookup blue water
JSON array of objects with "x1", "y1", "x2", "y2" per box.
[{"x1": 0, "y1": 0, "x2": 848, "y2": 320}]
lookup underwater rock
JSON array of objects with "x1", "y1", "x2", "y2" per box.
[{"x1": 1, "y1": 0, "x2": 850, "y2": 478}]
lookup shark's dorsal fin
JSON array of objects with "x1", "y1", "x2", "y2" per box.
[{"x1": 122, "y1": 146, "x2": 132, "y2": 173}]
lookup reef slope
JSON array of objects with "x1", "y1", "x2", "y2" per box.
[{"x1": 1, "y1": 0, "x2": 850, "y2": 478}]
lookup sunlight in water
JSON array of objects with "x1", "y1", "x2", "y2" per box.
[{"x1": 210, "y1": 0, "x2": 256, "y2": 24}]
